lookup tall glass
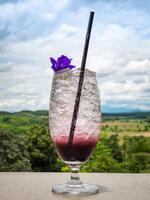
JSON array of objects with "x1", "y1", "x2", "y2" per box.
[{"x1": 49, "y1": 68, "x2": 101, "y2": 195}]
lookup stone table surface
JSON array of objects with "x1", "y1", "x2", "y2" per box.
[{"x1": 0, "y1": 173, "x2": 150, "y2": 200}]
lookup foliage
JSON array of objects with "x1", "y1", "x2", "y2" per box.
[
  {"x1": 0, "y1": 129, "x2": 31, "y2": 171},
  {"x1": 0, "y1": 111, "x2": 150, "y2": 172},
  {"x1": 103, "y1": 134, "x2": 123, "y2": 162},
  {"x1": 25, "y1": 125, "x2": 63, "y2": 172},
  {"x1": 81, "y1": 141, "x2": 117, "y2": 172}
]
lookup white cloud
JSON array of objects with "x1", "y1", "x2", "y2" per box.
[
  {"x1": 0, "y1": 61, "x2": 14, "y2": 72},
  {"x1": 0, "y1": 0, "x2": 150, "y2": 112},
  {"x1": 124, "y1": 59, "x2": 150, "y2": 75},
  {"x1": 0, "y1": 0, "x2": 70, "y2": 41}
]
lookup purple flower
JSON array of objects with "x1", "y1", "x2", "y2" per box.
[{"x1": 50, "y1": 55, "x2": 76, "y2": 71}]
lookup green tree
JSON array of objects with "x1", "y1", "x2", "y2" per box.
[
  {"x1": 0, "y1": 129, "x2": 31, "y2": 171},
  {"x1": 122, "y1": 136, "x2": 150, "y2": 155},
  {"x1": 144, "y1": 125, "x2": 148, "y2": 131},
  {"x1": 104, "y1": 134, "x2": 123, "y2": 162},
  {"x1": 81, "y1": 137, "x2": 118, "y2": 172},
  {"x1": 3, "y1": 116, "x2": 10, "y2": 123},
  {"x1": 146, "y1": 117, "x2": 150, "y2": 124},
  {"x1": 121, "y1": 136, "x2": 150, "y2": 172},
  {"x1": 116, "y1": 159, "x2": 141, "y2": 173},
  {"x1": 25, "y1": 125, "x2": 62, "y2": 172}
]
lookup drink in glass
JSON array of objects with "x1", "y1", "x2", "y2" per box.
[{"x1": 49, "y1": 67, "x2": 101, "y2": 195}]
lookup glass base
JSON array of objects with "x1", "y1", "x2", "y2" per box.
[{"x1": 52, "y1": 183, "x2": 100, "y2": 196}]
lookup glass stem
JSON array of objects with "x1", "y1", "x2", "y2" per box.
[
  {"x1": 71, "y1": 166, "x2": 80, "y2": 181},
  {"x1": 67, "y1": 165, "x2": 83, "y2": 187}
]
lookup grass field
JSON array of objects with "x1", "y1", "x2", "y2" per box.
[
  {"x1": 102, "y1": 119, "x2": 150, "y2": 139},
  {"x1": 0, "y1": 111, "x2": 150, "y2": 138}
]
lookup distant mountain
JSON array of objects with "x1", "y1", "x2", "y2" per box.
[
  {"x1": 17, "y1": 110, "x2": 49, "y2": 116},
  {"x1": 102, "y1": 112, "x2": 150, "y2": 119},
  {"x1": 0, "y1": 110, "x2": 48, "y2": 116},
  {"x1": 0, "y1": 110, "x2": 149, "y2": 119},
  {"x1": 101, "y1": 105, "x2": 147, "y2": 113}
]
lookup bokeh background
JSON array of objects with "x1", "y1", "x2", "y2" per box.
[{"x1": 0, "y1": 0, "x2": 150, "y2": 172}]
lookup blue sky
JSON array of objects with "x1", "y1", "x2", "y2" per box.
[{"x1": 0, "y1": 0, "x2": 150, "y2": 112}]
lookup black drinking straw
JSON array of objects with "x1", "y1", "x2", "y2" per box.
[{"x1": 68, "y1": 11, "x2": 94, "y2": 145}]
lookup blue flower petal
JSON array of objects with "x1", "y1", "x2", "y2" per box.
[
  {"x1": 57, "y1": 57, "x2": 62, "y2": 68},
  {"x1": 60, "y1": 55, "x2": 71, "y2": 66},
  {"x1": 51, "y1": 65, "x2": 57, "y2": 71},
  {"x1": 49, "y1": 55, "x2": 76, "y2": 71},
  {"x1": 50, "y1": 57, "x2": 56, "y2": 65},
  {"x1": 68, "y1": 65, "x2": 76, "y2": 69}
]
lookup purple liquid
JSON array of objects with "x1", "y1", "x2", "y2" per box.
[{"x1": 52, "y1": 135, "x2": 99, "y2": 162}]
